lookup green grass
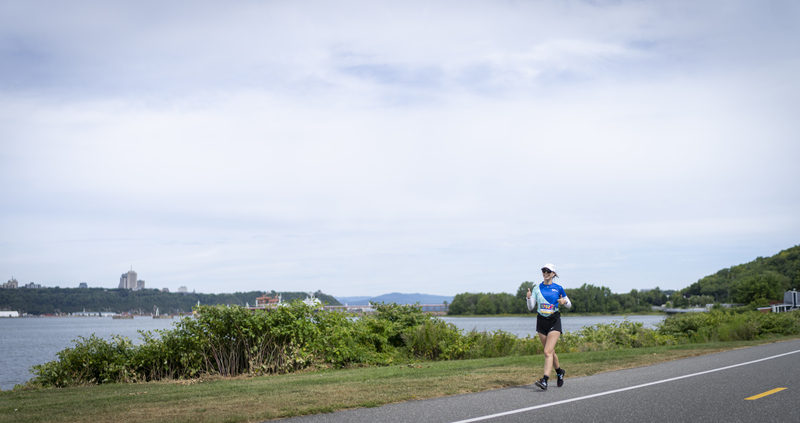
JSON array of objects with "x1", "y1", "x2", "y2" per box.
[{"x1": 3, "y1": 336, "x2": 797, "y2": 423}]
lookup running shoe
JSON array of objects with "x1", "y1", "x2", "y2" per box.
[
  {"x1": 556, "y1": 368, "x2": 565, "y2": 387},
  {"x1": 534, "y1": 378, "x2": 547, "y2": 390}
]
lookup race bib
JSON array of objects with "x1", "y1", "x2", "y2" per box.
[{"x1": 539, "y1": 303, "x2": 556, "y2": 315}]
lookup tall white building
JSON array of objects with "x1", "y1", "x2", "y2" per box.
[{"x1": 118, "y1": 270, "x2": 138, "y2": 290}]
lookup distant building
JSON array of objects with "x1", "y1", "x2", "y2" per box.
[
  {"x1": 23, "y1": 282, "x2": 42, "y2": 289},
  {"x1": 0, "y1": 311, "x2": 20, "y2": 317},
  {"x1": 303, "y1": 292, "x2": 322, "y2": 308},
  {"x1": 256, "y1": 293, "x2": 282, "y2": 307},
  {"x1": 162, "y1": 287, "x2": 169, "y2": 292},
  {"x1": 771, "y1": 290, "x2": 800, "y2": 313},
  {"x1": 1, "y1": 278, "x2": 18, "y2": 289},
  {"x1": 118, "y1": 269, "x2": 138, "y2": 290},
  {"x1": 178, "y1": 286, "x2": 188, "y2": 293},
  {"x1": 785, "y1": 290, "x2": 799, "y2": 308},
  {"x1": 135, "y1": 279, "x2": 145, "y2": 290},
  {"x1": 79, "y1": 282, "x2": 88, "y2": 288}
]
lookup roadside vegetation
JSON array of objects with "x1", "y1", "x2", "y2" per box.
[
  {"x1": 21, "y1": 301, "x2": 800, "y2": 389},
  {"x1": 4, "y1": 338, "x2": 798, "y2": 423}
]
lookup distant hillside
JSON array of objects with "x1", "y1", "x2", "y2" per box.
[
  {"x1": 334, "y1": 296, "x2": 373, "y2": 305},
  {"x1": 335, "y1": 292, "x2": 453, "y2": 305},
  {"x1": 0, "y1": 289, "x2": 341, "y2": 315},
  {"x1": 680, "y1": 244, "x2": 799, "y2": 304}
]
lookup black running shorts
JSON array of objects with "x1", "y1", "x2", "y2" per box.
[{"x1": 536, "y1": 311, "x2": 562, "y2": 335}]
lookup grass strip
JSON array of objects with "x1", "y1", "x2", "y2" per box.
[{"x1": 2, "y1": 337, "x2": 796, "y2": 423}]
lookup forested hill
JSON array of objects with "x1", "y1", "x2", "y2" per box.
[
  {"x1": 448, "y1": 244, "x2": 800, "y2": 315},
  {"x1": 679, "y1": 244, "x2": 800, "y2": 304},
  {"x1": 0, "y1": 289, "x2": 341, "y2": 315}
]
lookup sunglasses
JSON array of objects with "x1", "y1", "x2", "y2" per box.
[{"x1": 541, "y1": 269, "x2": 553, "y2": 274}]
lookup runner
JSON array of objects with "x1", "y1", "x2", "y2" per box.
[{"x1": 527, "y1": 263, "x2": 572, "y2": 390}]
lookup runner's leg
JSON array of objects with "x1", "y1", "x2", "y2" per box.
[
  {"x1": 542, "y1": 331, "x2": 561, "y2": 377},
  {"x1": 537, "y1": 332, "x2": 548, "y2": 375}
]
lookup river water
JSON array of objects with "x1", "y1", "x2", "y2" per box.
[
  {"x1": 440, "y1": 315, "x2": 665, "y2": 338},
  {"x1": 0, "y1": 314, "x2": 664, "y2": 391}
]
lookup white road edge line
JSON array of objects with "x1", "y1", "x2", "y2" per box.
[{"x1": 450, "y1": 349, "x2": 800, "y2": 423}]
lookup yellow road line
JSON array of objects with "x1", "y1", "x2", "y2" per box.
[{"x1": 745, "y1": 388, "x2": 787, "y2": 400}]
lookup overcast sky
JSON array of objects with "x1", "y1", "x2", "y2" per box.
[{"x1": 1, "y1": 0, "x2": 798, "y2": 297}]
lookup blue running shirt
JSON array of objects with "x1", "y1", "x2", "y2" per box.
[{"x1": 531, "y1": 282, "x2": 568, "y2": 316}]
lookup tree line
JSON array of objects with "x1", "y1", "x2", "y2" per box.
[
  {"x1": 0, "y1": 288, "x2": 340, "y2": 315},
  {"x1": 448, "y1": 282, "x2": 671, "y2": 315}
]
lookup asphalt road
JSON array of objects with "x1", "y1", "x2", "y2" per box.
[{"x1": 277, "y1": 339, "x2": 800, "y2": 423}]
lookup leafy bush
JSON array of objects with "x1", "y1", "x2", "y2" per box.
[
  {"x1": 30, "y1": 335, "x2": 133, "y2": 387},
  {"x1": 466, "y1": 330, "x2": 541, "y2": 358},
  {"x1": 559, "y1": 319, "x2": 675, "y2": 352},
  {"x1": 717, "y1": 315, "x2": 761, "y2": 341},
  {"x1": 401, "y1": 319, "x2": 471, "y2": 360},
  {"x1": 657, "y1": 310, "x2": 800, "y2": 342},
  {"x1": 314, "y1": 308, "x2": 395, "y2": 367}
]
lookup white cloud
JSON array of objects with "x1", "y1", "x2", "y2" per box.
[{"x1": 1, "y1": 0, "x2": 798, "y2": 296}]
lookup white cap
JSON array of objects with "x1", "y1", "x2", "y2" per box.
[{"x1": 541, "y1": 263, "x2": 556, "y2": 273}]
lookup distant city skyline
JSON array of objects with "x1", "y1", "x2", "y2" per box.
[
  {"x1": 3, "y1": 274, "x2": 200, "y2": 293},
  {"x1": 118, "y1": 269, "x2": 141, "y2": 290}
]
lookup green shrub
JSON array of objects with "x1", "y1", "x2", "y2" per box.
[
  {"x1": 717, "y1": 314, "x2": 761, "y2": 341},
  {"x1": 560, "y1": 319, "x2": 675, "y2": 352},
  {"x1": 401, "y1": 319, "x2": 471, "y2": 360},
  {"x1": 313, "y1": 309, "x2": 395, "y2": 367},
  {"x1": 30, "y1": 334, "x2": 133, "y2": 387},
  {"x1": 175, "y1": 303, "x2": 321, "y2": 376},
  {"x1": 759, "y1": 310, "x2": 800, "y2": 335},
  {"x1": 466, "y1": 330, "x2": 538, "y2": 358},
  {"x1": 657, "y1": 310, "x2": 800, "y2": 342},
  {"x1": 370, "y1": 302, "x2": 430, "y2": 347}
]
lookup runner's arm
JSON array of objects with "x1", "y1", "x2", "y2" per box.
[
  {"x1": 527, "y1": 297, "x2": 536, "y2": 311},
  {"x1": 558, "y1": 287, "x2": 572, "y2": 308}
]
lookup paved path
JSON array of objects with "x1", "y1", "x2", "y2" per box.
[{"x1": 277, "y1": 339, "x2": 800, "y2": 423}]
